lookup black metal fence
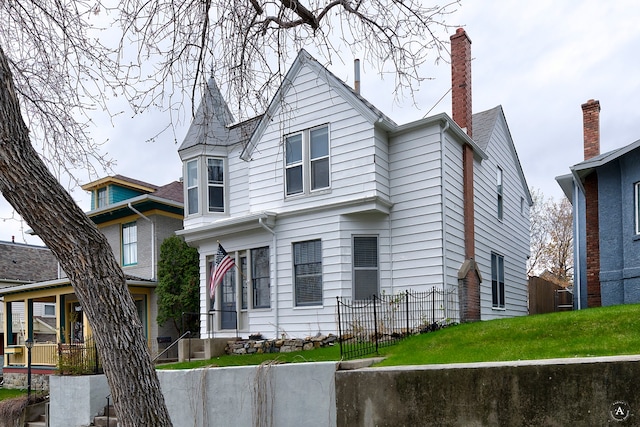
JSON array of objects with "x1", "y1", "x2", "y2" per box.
[
  {"x1": 336, "y1": 287, "x2": 459, "y2": 360},
  {"x1": 57, "y1": 335, "x2": 102, "y2": 375}
]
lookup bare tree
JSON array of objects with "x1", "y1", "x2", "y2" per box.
[
  {"x1": 0, "y1": 1, "x2": 459, "y2": 425},
  {"x1": 527, "y1": 188, "x2": 573, "y2": 284}
]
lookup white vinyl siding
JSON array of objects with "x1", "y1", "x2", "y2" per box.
[{"x1": 474, "y1": 114, "x2": 529, "y2": 319}]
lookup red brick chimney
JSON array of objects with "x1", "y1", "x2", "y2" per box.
[
  {"x1": 582, "y1": 99, "x2": 601, "y2": 307},
  {"x1": 451, "y1": 28, "x2": 473, "y2": 138},
  {"x1": 582, "y1": 99, "x2": 600, "y2": 160},
  {"x1": 451, "y1": 28, "x2": 480, "y2": 322}
]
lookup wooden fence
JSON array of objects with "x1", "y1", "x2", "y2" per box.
[{"x1": 528, "y1": 276, "x2": 573, "y2": 314}]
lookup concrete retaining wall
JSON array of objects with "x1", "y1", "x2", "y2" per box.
[
  {"x1": 49, "y1": 361, "x2": 337, "y2": 427},
  {"x1": 47, "y1": 355, "x2": 640, "y2": 426},
  {"x1": 335, "y1": 356, "x2": 640, "y2": 426}
]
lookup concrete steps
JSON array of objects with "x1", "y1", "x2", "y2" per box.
[
  {"x1": 25, "y1": 414, "x2": 46, "y2": 427},
  {"x1": 91, "y1": 405, "x2": 118, "y2": 427}
]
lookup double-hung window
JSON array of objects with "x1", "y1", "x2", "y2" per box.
[
  {"x1": 497, "y1": 167, "x2": 504, "y2": 220},
  {"x1": 285, "y1": 125, "x2": 330, "y2": 196},
  {"x1": 293, "y1": 240, "x2": 323, "y2": 306},
  {"x1": 252, "y1": 247, "x2": 271, "y2": 308},
  {"x1": 186, "y1": 159, "x2": 199, "y2": 215},
  {"x1": 97, "y1": 187, "x2": 107, "y2": 209},
  {"x1": 122, "y1": 222, "x2": 138, "y2": 266},
  {"x1": 635, "y1": 182, "x2": 640, "y2": 235},
  {"x1": 207, "y1": 158, "x2": 225, "y2": 213},
  {"x1": 353, "y1": 236, "x2": 379, "y2": 300},
  {"x1": 491, "y1": 252, "x2": 505, "y2": 308}
]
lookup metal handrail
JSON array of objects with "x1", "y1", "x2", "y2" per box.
[{"x1": 151, "y1": 331, "x2": 191, "y2": 363}]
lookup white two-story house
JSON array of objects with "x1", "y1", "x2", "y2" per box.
[{"x1": 179, "y1": 28, "x2": 532, "y2": 339}]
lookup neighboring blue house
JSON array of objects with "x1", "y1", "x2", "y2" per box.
[{"x1": 557, "y1": 99, "x2": 640, "y2": 309}]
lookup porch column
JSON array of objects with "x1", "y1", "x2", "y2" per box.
[
  {"x1": 26, "y1": 298, "x2": 34, "y2": 342},
  {"x1": 5, "y1": 301, "x2": 12, "y2": 345},
  {"x1": 57, "y1": 294, "x2": 66, "y2": 343}
]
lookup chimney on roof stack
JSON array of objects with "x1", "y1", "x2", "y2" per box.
[
  {"x1": 582, "y1": 99, "x2": 600, "y2": 160},
  {"x1": 354, "y1": 59, "x2": 361, "y2": 94},
  {"x1": 450, "y1": 27, "x2": 472, "y2": 138}
]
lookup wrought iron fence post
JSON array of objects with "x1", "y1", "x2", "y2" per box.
[
  {"x1": 373, "y1": 294, "x2": 378, "y2": 355},
  {"x1": 336, "y1": 297, "x2": 343, "y2": 357},
  {"x1": 432, "y1": 287, "x2": 436, "y2": 324},
  {"x1": 405, "y1": 290, "x2": 409, "y2": 336}
]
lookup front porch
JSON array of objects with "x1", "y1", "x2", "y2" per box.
[{"x1": 1, "y1": 278, "x2": 158, "y2": 380}]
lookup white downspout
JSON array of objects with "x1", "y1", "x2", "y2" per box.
[
  {"x1": 128, "y1": 202, "x2": 156, "y2": 280},
  {"x1": 440, "y1": 120, "x2": 450, "y2": 293},
  {"x1": 573, "y1": 182, "x2": 581, "y2": 310},
  {"x1": 259, "y1": 216, "x2": 278, "y2": 337}
]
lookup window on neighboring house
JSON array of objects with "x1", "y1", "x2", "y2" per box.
[
  {"x1": 491, "y1": 252, "x2": 505, "y2": 308},
  {"x1": 353, "y1": 235, "x2": 379, "y2": 300},
  {"x1": 97, "y1": 187, "x2": 107, "y2": 209},
  {"x1": 252, "y1": 247, "x2": 270, "y2": 308},
  {"x1": 186, "y1": 159, "x2": 199, "y2": 215},
  {"x1": 285, "y1": 125, "x2": 330, "y2": 196},
  {"x1": 122, "y1": 222, "x2": 138, "y2": 266},
  {"x1": 635, "y1": 182, "x2": 640, "y2": 235},
  {"x1": 497, "y1": 167, "x2": 504, "y2": 220},
  {"x1": 43, "y1": 304, "x2": 55, "y2": 317},
  {"x1": 207, "y1": 158, "x2": 225, "y2": 213},
  {"x1": 294, "y1": 240, "x2": 323, "y2": 306}
]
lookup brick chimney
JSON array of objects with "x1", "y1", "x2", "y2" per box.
[
  {"x1": 582, "y1": 99, "x2": 600, "y2": 160},
  {"x1": 582, "y1": 99, "x2": 601, "y2": 307},
  {"x1": 451, "y1": 28, "x2": 473, "y2": 138},
  {"x1": 451, "y1": 28, "x2": 480, "y2": 322}
]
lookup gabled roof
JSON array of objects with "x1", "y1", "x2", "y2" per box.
[
  {"x1": 571, "y1": 138, "x2": 640, "y2": 179},
  {"x1": 241, "y1": 49, "x2": 396, "y2": 160},
  {"x1": 558, "y1": 138, "x2": 640, "y2": 197},
  {"x1": 473, "y1": 105, "x2": 532, "y2": 206}
]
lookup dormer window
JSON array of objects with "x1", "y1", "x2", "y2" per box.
[
  {"x1": 207, "y1": 158, "x2": 225, "y2": 213},
  {"x1": 285, "y1": 125, "x2": 330, "y2": 196}
]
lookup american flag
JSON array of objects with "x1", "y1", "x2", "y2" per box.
[{"x1": 210, "y1": 244, "x2": 235, "y2": 299}]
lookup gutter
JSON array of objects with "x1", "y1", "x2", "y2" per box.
[
  {"x1": 127, "y1": 203, "x2": 156, "y2": 280},
  {"x1": 258, "y1": 217, "x2": 278, "y2": 337}
]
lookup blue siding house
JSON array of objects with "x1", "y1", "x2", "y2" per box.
[{"x1": 557, "y1": 99, "x2": 640, "y2": 308}]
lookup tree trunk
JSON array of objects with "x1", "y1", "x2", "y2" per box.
[{"x1": 0, "y1": 47, "x2": 172, "y2": 426}]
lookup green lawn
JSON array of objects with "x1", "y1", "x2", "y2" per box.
[
  {"x1": 157, "y1": 303, "x2": 640, "y2": 370},
  {"x1": 0, "y1": 389, "x2": 26, "y2": 402}
]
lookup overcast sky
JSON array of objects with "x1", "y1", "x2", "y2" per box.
[{"x1": 2, "y1": 0, "x2": 640, "y2": 246}]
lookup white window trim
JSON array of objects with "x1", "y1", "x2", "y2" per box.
[
  {"x1": 352, "y1": 235, "x2": 379, "y2": 300},
  {"x1": 284, "y1": 124, "x2": 331, "y2": 197},
  {"x1": 497, "y1": 166, "x2": 504, "y2": 221},
  {"x1": 491, "y1": 252, "x2": 505, "y2": 309},
  {"x1": 185, "y1": 159, "x2": 199, "y2": 216},
  {"x1": 635, "y1": 182, "x2": 640, "y2": 235},
  {"x1": 206, "y1": 157, "x2": 227, "y2": 214},
  {"x1": 122, "y1": 221, "x2": 138, "y2": 266},
  {"x1": 293, "y1": 239, "x2": 323, "y2": 307}
]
